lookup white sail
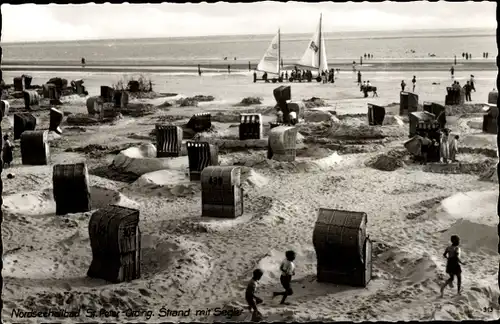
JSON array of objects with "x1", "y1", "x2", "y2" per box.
[
  {"x1": 257, "y1": 30, "x2": 280, "y2": 74},
  {"x1": 298, "y1": 16, "x2": 328, "y2": 71}
]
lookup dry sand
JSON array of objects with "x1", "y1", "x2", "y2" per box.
[{"x1": 1, "y1": 69, "x2": 499, "y2": 323}]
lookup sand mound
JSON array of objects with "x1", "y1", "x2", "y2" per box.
[
  {"x1": 66, "y1": 113, "x2": 100, "y2": 126},
  {"x1": 366, "y1": 151, "x2": 406, "y2": 171},
  {"x1": 231, "y1": 152, "x2": 343, "y2": 173},
  {"x1": 120, "y1": 102, "x2": 157, "y2": 117},
  {"x1": 240, "y1": 96, "x2": 262, "y2": 105},
  {"x1": 112, "y1": 143, "x2": 189, "y2": 176},
  {"x1": 240, "y1": 167, "x2": 269, "y2": 189},
  {"x1": 479, "y1": 166, "x2": 498, "y2": 182},
  {"x1": 383, "y1": 115, "x2": 405, "y2": 126},
  {"x1": 211, "y1": 112, "x2": 241, "y2": 123},
  {"x1": 303, "y1": 97, "x2": 328, "y2": 108},
  {"x1": 128, "y1": 169, "x2": 198, "y2": 197},
  {"x1": 304, "y1": 110, "x2": 334, "y2": 123},
  {"x1": 445, "y1": 103, "x2": 485, "y2": 116},
  {"x1": 424, "y1": 159, "x2": 494, "y2": 176},
  {"x1": 177, "y1": 97, "x2": 199, "y2": 107},
  {"x1": 441, "y1": 220, "x2": 497, "y2": 255},
  {"x1": 2, "y1": 186, "x2": 138, "y2": 216},
  {"x1": 439, "y1": 190, "x2": 497, "y2": 224}
]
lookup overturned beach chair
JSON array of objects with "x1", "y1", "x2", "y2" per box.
[
  {"x1": 201, "y1": 166, "x2": 244, "y2": 218},
  {"x1": 367, "y1": 103, "x2": 386, "y2": 126},
  {"x1": 313, "y1": 208, "x2": 372, "y2": 287},
  {"x1": 187, "y1": 141, "x2": 219, "y2": 181},
  {"x1": 186, "y1": 113, "x2": 212, "y2": 132},
  {"x1": 88, "y1": 205, "x2": 141, "y2": 283},
  {"x1": 49, "y1": 107, "x2": 64, "y2": 134}
]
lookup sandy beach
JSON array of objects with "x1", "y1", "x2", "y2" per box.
[{"x1": 1, "y1": 66, "x2": 499, "y2": 323}]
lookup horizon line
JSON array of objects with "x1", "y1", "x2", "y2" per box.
[{"x1": 1, "y1": 26, "x2": 494, "y2": 45}]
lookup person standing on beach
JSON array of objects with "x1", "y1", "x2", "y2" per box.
[
  {"x1": 273, "y1": 250, "x2": 296, "y2": 305},
  {"x1": 401, "y1": 80, "x2": 406, "y2": 91},
  {"x1": 464, "y1": 81, "x2": 472, "y2": 102},
  {"x1": 411, "y1": 76, "x2": 417, "y2": 92},
  {"x1": 246, "y1": 269, "x2": 264, "y2": 321},
  {"x1": 440, "y1": 235, "x2": 465, "y2": 297},
  {"x1": 465, "y1": 53, "x2": 469, "y2": 60},
  {"x1": 450, "y1": 66, "x2": 454, "y2": 78},
  {"x1": 357, "y1": 71, "x2": 362, "y2": 85},
  {"x1": 2, "y1": 134, "x2": 13, "y2": 168},
  {"x1": 440, "y1": 129, "x2": 450, "y2": 164},
  {"x1": 449, "y1": 135, "x2": 459, "y2": 162},
  {"x1": 469, "y1": 75, "x2": 476, "y2": 92},
  {"x1": 419, "y1": 133, "x2": 431, "y2": 165}
]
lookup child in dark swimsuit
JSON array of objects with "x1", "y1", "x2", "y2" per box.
[
  {"x1": 246, "y1": 269, "x2": 264, "y2": 320},
  {"x1": 440, "y1": 235, "x2": 465, "y2": 297}
]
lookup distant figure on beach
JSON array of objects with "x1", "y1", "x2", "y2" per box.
[
  {"x1": 2, "y1": 134, "x2": 13, "y2": 168},
  {"x1": 462, "y1": 52, "x2": 465, "y2": 59},
  {"x1": 81, "y1": 57, "x2": 86, "y2": 67},
  {"x1": 449, "y1": 135, "x2": 459, "y2": 162},
  {"x1": 440, "y1": 235, "x2": 464, "y2": 297},
  {"x1": 464, "y1": 81, "x2": 472, "y2": 102},
  {"x1": 450, "y1": 66, "x2": 454, "y2": 78},
  {"x1": 465, "y1": 53, "x2": 469, "y2": 60},
  {"x1": 224, "y1": 57, "x2": 228, "y2": 60},
  {"x1": 228, "y1": 65, "x2": 231, "y2": 74},
  {"x1": 352, "y1": 61, "x2": 356, "y2": 72},
  {"x1": 198, "y1": 64, "x2": 202, "y2": 76},
  {"x1": 357, "y1": 71, "x2": 362, "y2": 85},
  {"x1": 401, "y1": 80, "x2": 406, "y2": 91},
  {"x1": 285, "y1": 71, "x2": 288, "y2": 79},
  {"x1": 273, "y1": 250, "x2": 296, "y2": 305},
  {"x1": 440, "y1": 129, "x2": 450, "y2": 164},
  {"x1": 419, "y1": 132, "x2": 431, "y2": 165},
  {"x1": 246, "y1": 269, "x2": 264, "y2": 321},
  {"x1": 469, "y1": 75, "x2": 475, "y2": 92},
  {"x1": 411, "y1": 76, "x2": 416, "y2": 92},
  {"x1": 234, "y1": 57, "x2": 237, "y2": 60}
]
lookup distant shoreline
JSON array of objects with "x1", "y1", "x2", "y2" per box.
[{"x1": 1, "y1": 59, "x2": 496, "y2": 73}]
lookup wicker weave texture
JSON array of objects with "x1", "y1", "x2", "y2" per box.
[
  {"x1": 201, "y1": 166, "x2": 243, "y2": 218},
  {"x1": 88, "y1": 205, "x2": 141, "y2": 283},
  {"x1": 187, "y1": 113, "x2": 211, "y2": 132}
]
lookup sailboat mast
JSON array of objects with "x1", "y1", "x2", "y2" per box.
[
  {"x1": 278, "y1": 29, "x2": 281, "y2": 75},
  {"x1": 318, "y1": 13, "x2": 322, "y2": 75}
]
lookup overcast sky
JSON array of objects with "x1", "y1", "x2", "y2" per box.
[{"x1": 1, "y1": 1, "x2": 496, "y2": 42}]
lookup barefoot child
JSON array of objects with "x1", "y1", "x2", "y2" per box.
[
  {"x1": 246, "y1": 269, "x2": 264, "y2": 319},
  {"x1": 273, "y1": 250, "x2": 296, "y2": 305},
  {"x1": 440, "y1": 235, "x2": 465, "y2": 297}
]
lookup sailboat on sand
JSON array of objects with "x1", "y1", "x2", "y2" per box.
[
  {"x1": 293, "y1": 13, "x2": 329, "y2": 83},
  {"x1": 253, "y1": 29, "x2": 284, "y2": 83}
]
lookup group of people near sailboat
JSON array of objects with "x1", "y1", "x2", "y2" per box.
[{"x1": 254, "y1": 14, "x2": 329, "y2": 84}]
